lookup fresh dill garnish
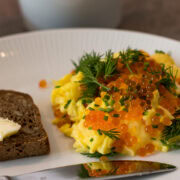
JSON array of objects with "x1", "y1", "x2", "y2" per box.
[
  {"x1": 155, "y1": 50, "x2": 165, "y2": 54},
  {"x1": 104, "y1": 116, "x2": 108, "y2": 121},
  {"x1": 162, "y1": 118, "x2": 180, "y2": 141},
  {"x1": 81, "y1": 151, "x2": 117, "y2": 158},
  {"x1": 90, "y1": 138, "x2": 94, "y2": 142},
  {"x1": 97, "y1": 128, "x2": 120, "y2": 139},
  {"x1": 88, "y1": 107, "x2": 95, "y2": 111},
  {"x1": 144, "y1": 62, "x2": 150, "y2": 71},
  {"x1": 143, "y1": 111, "x2": 148, "y2": 115},
  {"x1": 152, "y1": 125, "x2": 158, "y2": 128},
  {"x1": 64, "y1": 99, "x2": 71, "y2": 109},
  {"x1": 123, "y1": 107, "x2": 128, "y2": 112},
  {"x1": 113, "y1": 114, "x2": 119, "y2": 117},
  {"x1": 104, "y1": 50, "x2": 118, "y2": 79},
  {"x1": 98, "y1": 107, "x2": 114, "y2": 113},
  {"x1": 156, "y1": 113, "x2": 161, "y2": 116},
  {"x1": 119, "y1": 48, "x2": 143, "y2": 74},
  {"x1": 119, "y1": 96, "x2": 129, "y2": 106},
  {"x1": 78, "y1": 165, "x2": 90, "y2": 178},
  {"x1": 156, "y1": 64, "x2": 177, "y2": 91},
  {"x1": 73, "y1": 51, "x2": 119, "y2": 98},
  {"x1": 94, "y1": 104, "x2": 100, "y2": 107},
  {"x1": 113, "y1": 86, "x2": 119, "y2": 92},
  {"x1": 55, "y1": 85, "x2": 61, "y2": 88}
]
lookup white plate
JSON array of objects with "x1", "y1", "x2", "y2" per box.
[{"x1": 0, "y1": 29, "x2": 180, "y2": 180}]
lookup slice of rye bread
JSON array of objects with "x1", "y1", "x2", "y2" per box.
[{"x1": 0, "y1": 90, "x2": 50, "y2": 161}]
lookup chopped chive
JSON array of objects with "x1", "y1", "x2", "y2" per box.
[
  {"x1": 94, "y1": 104, "x2": 100, "y2": 107},
  {"x1": 55, "y1": 85, "x2": 61, "y2": 88},
  {"x1": 119, "y1": 96, "x2": 129, "y2": 106},
  {"x1": 143, "y1": 111, "x2": 148, "y2": 116},
  {"x1": 64, "y1": 100, "x2": 72, "y2": 109},
  {"x1": 97, "y1": 129, "x2": 102, "y2": 135},
  {"x1": 151, "y1": 137, "x2": 156, "y2": 140},
  {"x1": 87, "y1": 146, "x2": 90, "y2": 149},
  {"x1": 123, "y1": 107, "x2": 128, "y2": 112},
  {"x1": 113, "y1": 86, "x2": 119, "y2": 92},
  {"x1": 82, "y1": 99, "x2": 93, "y2": 105},
  {"x1": 152, "y1": 125, "x2": 158, "y2": 128},
  {"x1": 98, "y1": 108, "x2": 114, "y2": 113},
  {"x1": 103, "y1": 95, "x2": 110, "y2": 100},
  {"x1": 104, "y1": 101, "x2": 109, "y2": 106},
  {"x1": 88, "y1": 127, "x2": 92, "y2": 130},
  {"x1": 88, "y1": 107, "x2": 95, "y2": 111},
  {"x1": 113, "y1": 114, "x2": 119, "y2": 117},
  {"x1": 155, "y1": 113, "x2": 161, "y2": 116},
  {"x1": 111, "y1": 100, "x2": 115, "y2": 106},
  {"x1": 90, "y1": 138, "x2": 94, "y2": 142},
  {"x1": 144, "y1": 62, "x2": 149, "y2": 71},
  {"x1": 104, "y1": 116, "x2": 108, "y2": 121},
  {"x1": 83, "y1": 115, "x2": 86, "y2": 119},
  {"x1": 155, "y1": 50, "x2": 165, "y2": 54}
]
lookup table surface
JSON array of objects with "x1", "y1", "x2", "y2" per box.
[{"x1": 0, "y1": 0, "x2": 180, "y2": 40}]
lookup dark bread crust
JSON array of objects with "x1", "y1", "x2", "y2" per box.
[{"x1": 0, "y1": 90, "x2": 50, "y2": 161}]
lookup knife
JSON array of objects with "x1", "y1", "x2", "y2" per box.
[{"x1": 0, "y1": 160, "x2": 176, "y2": 180}]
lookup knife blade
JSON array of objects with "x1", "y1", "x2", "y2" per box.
[{"x1": 0, "y1": 160, "x2": 176, "y2": 180}]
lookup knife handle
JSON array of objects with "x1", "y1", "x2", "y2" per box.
[{"x1": 0, "y1": 177, "x2": 10, "y2": 180}]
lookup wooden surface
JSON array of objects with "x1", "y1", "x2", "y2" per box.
[{"x1": 0, "y1": 0, "x2": 180, "y2": 40}]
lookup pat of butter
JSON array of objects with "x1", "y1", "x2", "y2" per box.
[{"x1": 0, "y1": 117, "x2": 21, "y2": 141}]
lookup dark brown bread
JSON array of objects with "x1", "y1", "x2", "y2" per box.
[{"x1": 0, "y1": 90, "x2": 50, "y2": 161}]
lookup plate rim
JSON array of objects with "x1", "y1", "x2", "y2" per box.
[{"x1": 0, "y1": 28, "x2": 179, "y2": 44}]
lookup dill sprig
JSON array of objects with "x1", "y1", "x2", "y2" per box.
[
  {"x1": 97, "y1": 128, "x2": 120, "y2": 139},
  {"x1": 162, "y1": 118, "x2": 180, "y2": 141},
  {"x1": 78, "y1": 165, "x2": 90, "y2": 178},
  {"x1": 157, "y1": 64, "x2": 177, "y2": 91},
  {"x1": 104, "y1": 50, "x2": 118, "y2": 79},
  {"x1": 119, "y1": 48, "x2": 143, "y2": 74},
  {"x1": 81, "y1": 151, "x2": 117, "y2": 158},
  {"x1": 73, "y1": 51, "x2": 119, "y2": 98}
]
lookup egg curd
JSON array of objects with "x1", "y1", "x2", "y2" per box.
[{"x1": 51, "y1": 49, "x2": 180, "y2": 157}]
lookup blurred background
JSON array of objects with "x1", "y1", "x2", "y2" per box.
[{"x1": 0, "y1": 0, "x2": 179, "y2": 40}]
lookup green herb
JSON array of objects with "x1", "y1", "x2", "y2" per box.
[
  {"x1": 144, "y1": 62, "x2": 149, "y2": 71},
  {"x1": 162, "y1": 118, "x2": 180, "y2": 141},
  {"x1": 64, "y1": 100, "x2": 71, "y2": 109},
  {"x1": 151, "y1": 137, "x2": 157, "y2": 140},
  {"x1": 55, "y1": 85, "x2": 61, "y2": 88},
  {"x1": 152, "y1": 125, "x2": 158, "y2": 128},
  {"x1": 97, "y1": 128, "x2": 120, "y2": 139},
  {"x1": 94, "y1": 104, "x2": 100, "y2": 107},
  {"x1": 113, "y1": 114, "x2": 119, "y2": 117},
  {"x1": 104, "y1": 50, "x2": 118, "y2": 79},
  {"x1": 83, "y1": 115, "x2": 86, "y2": 119},
  {"x1": 81, "y1": 151, "x2": 117, "y2": 158},
  {"x1": 123, "y1": 107, "x2": 128, "y2": 112},
  {"x1": 82, "y1": 98, "x2": 93, "y2": 105},
  {"x1": 73, "y1": 51, "x2": 119, "y2": 98},
  {"x1": 103, "y1": 95, "x2": 110, "y2": 100},
  {"x1": 119, "y1": 96, "x2": 129, "y2": 106},
  {"x1": 78, "y1": 165, "x2": 90, "y2": 178},
  {"x1": 156, "y1": 64, "x2": 177, "y2": 91},
  {"x1": 155, "y1": 50, "x2": 165, "y2": 54},
  {"x1": 119, "y1": 48, "x2": 143, "y2": 74},
  {"x1": 111, "y1": 100, "x2": 115, "y2": 106},
  {"x1": 143, "y1": 111, "x2": 148, "y2": 116},
  {"x1": 88, "y1": 107, "x2": 95, "y2": 111},
  {"x1": 88, "y1": 127, "x2": 92, "y2": 130},
  {"x1": 113, "y1": 86, "x2": 119, "y2": 92},
  {"x1": 90, "y1": 138, "x2": 94, "y2": 142},
  {"x1": 98, "y1": 108, "x2": 114, "y2": 113},
  {"x1": 104, "y1": 116, "x2": 108, "y2": 121},
  {"x1": 156, "y1": 113, "x2": 161, "y2": 116},
  {"x1": 87, "y1": 146, "x2": 90, "y2": 149}
]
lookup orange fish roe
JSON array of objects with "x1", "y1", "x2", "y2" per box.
[
  {"x1": 137, "y1": 143, "x2": 155, "y2": 157},
  {"x1": 39, "y1": 79, "x2": 47, "y2": 88}
]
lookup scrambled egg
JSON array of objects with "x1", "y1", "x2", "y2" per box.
[{"x1": 51, "y1": 50, "x2": 180, "y2": 157}]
